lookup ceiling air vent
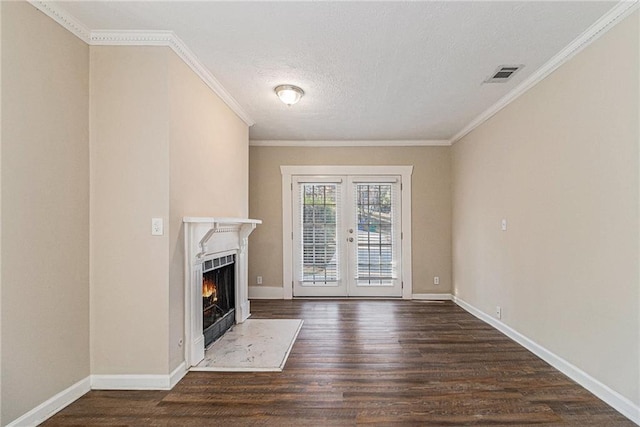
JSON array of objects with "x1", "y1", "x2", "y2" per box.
[{"x1": 484, "y1": 65, "x2": 523, "y2": 83}]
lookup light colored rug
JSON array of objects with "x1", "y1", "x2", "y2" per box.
[{"x1": 191, "y1": 319, "x2": 303, "y2": 372}]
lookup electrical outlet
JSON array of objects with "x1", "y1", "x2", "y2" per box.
[
  {"x1": 433, "y1": 276, "x2": 440, "y2": 285},
  {"x1": 257, "y1": 276, "x2": 263, "y2": 285},
  {"x1": 151, "y1": 218, "x2": 163, "y2": 236},
  {"x1": 496, "y1": 306, "x2": 502, "y2": 319}
]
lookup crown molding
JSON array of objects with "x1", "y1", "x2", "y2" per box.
[
  {"x1": 30, "y1": 0, "x2": 637, "y2": 142},
  {"x1": 250, "y1": 139, "x2": 451, "y2": 147},
  {"x1": 28, "y1": 2, "x2": 255, "y2": 127},
  {"x1": 90, "y1": 31, "x2": 255, "y2": 126},
  {"x1": 90, "y1": 30, "x2": 174, "y2": 46},
  {"x1": 449, "y1": 0, "x2": 640, "y2": 144},
  {"x1": 30, "y1": 1, "x2": 91, "y2": 43}
]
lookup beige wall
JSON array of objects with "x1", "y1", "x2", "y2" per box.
[
  {"x1": 167, "y1": 52, "x2": 248, "y2": 371},
  {"x1": 91, "y1": 46, "x2": 249, "y2": 376},
  {"x1": 1, "y1": 2, "x2": 90, "y2": 424},
  {"x1": 248, "y1": 146, "x2": 451, "y2": 295},
  {"x1": 0, "y1": 15, "x2": 248, "y2": 417},
  {"x1": 452, "y1": 11, "x2": 639, "y2": 405},
  {"x1": 90, "y1": 46, "x2": 171, "y2": 375}
]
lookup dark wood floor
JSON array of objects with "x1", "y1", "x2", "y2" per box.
[{"x1": 45, "y1": 300, "x2": 632, "y2": 426}]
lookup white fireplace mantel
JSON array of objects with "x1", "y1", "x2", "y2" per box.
[{"x1": 183, "y1": 217, "x2": 261, "y2": 366}]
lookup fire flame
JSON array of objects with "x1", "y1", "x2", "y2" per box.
[{"x1": 203, "y1": 278, "x2": 217, "y2": 301}]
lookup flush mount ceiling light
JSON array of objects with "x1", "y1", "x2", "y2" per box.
[{"x1": 275, "y1": 84, "x2": 304, "y2": 106}]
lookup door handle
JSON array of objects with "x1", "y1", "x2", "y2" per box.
[
  {"x1": 347, "y1": 237, "x2": 354, "y2": 242},
  {"x1": 348, "y1": 228, "x2": 354, "y2": 233}
]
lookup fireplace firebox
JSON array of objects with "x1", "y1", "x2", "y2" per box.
[{"x1": 202, "y1": 254, "x2": 235, "y2": 348}]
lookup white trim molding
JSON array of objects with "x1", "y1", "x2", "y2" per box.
[
  {"x1": 281, "y1": 165, "x2": 413, "y2": 300},
  {"x1": 91, "y1": 362, "x2": 187, "y2": 391},
  {"x1": 91, "y1": 374, "x2": 171, "y2": 390},
  {"x1": 251, "y1": 140, "x2": 451, "y2": 147},
  {"x1": 90, "y1": 30, "x2": 174, "y2": 46},
  {"x1": 453, "y1": 296, "x2": 640, "y2": 425},
  {"x1": 8, "y1": 364, "x2": 188, "y2": 425},
  {"x1": 412, "y1": 293, "x2": 453, "y2": 301},
  {"x1": 27, "y1": 2, "x2": 254, "y2": 127},
  {"x1": 449, "y1": 0, "x2": 640, "y2": 144},
  {"x1": 169, "y1": 362, "x2": 189, "y2": 389},
  {"x1": 6, "y1": 377, "x2": 91, "y2": 427},
  {"x1": 90, "y1": 31, "x2": 254, "y2": 127},
  {"x1": 30, "y1": 0, "x2": 638, "y2": 145},
  {"x1": 249, "y1": 285, "x2": 285, "y2": 299},
  {"x1": 29, "y1": 1, "x2": 91, "y2": 43}
]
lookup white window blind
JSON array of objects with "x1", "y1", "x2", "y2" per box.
[
  {"x1": 353, "y1": 181, "x2": 399, "y2": 286},
  {"x1": 296, "y1": 182, "x2": 341, "y2": 285}
]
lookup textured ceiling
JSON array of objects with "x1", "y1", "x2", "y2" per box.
[{"x1": 58, "y1": 1, "x2": 617, "y2": 141}]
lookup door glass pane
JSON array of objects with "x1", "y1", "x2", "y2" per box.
[
  {"x1": 299, "y1": 183, "x2": 339, "y2": 285},
  {"x1": 355, "y1": 183, "x2": 395, "y2": 286}
]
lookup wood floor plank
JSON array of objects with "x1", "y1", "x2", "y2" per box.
[{"x1": 44, "y1": 300, "x2": 633, "y2": 426}]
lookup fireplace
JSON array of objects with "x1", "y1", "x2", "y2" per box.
[
  {"x1": 202, "y1": 254, "x2": 235, "y2": 347},
  {"x1": 183, "y1": 217, "x2": 261, "y2": 366}
]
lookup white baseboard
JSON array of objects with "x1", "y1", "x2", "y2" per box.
[
  {"x1": 8, "y1": 363, "x2": 189, "y2": 426},
  {"x1": 249, "y1": 285, "x2": 284, "y2": 299},
  {"x1": 249, "y1": 289, "x2": 453, "y2": 301},
  {"x1": 6, "y1": 376, "x2": 91, "y2": 427},
  {"x1": 249, "y1": 286, "x2": 453, "y2": 301},
  {"x1": 91, "y1": 361, "x2": 188, "y2": 391},
  {"x1": 412, "y1": 293, "x2": 452, "y2": 300},
  {"x1": 453, "y1": 296, "x2": 640, "y2": 425},
  {"x1": 169, "y1": 361, "x2": 188, "y2": 389}
]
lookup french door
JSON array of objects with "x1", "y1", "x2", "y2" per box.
[{"x1": 292, "y1": 175, "x2": 402, "y2": 297}]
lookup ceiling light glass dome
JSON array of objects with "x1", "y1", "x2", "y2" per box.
[{"x1": 275, "y1": 85, "x2": 304, "y2": 106}]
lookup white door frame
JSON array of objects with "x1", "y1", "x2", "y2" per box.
[{"x1": 281, "y1": 165, "x2": 413, "y2": 299}]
